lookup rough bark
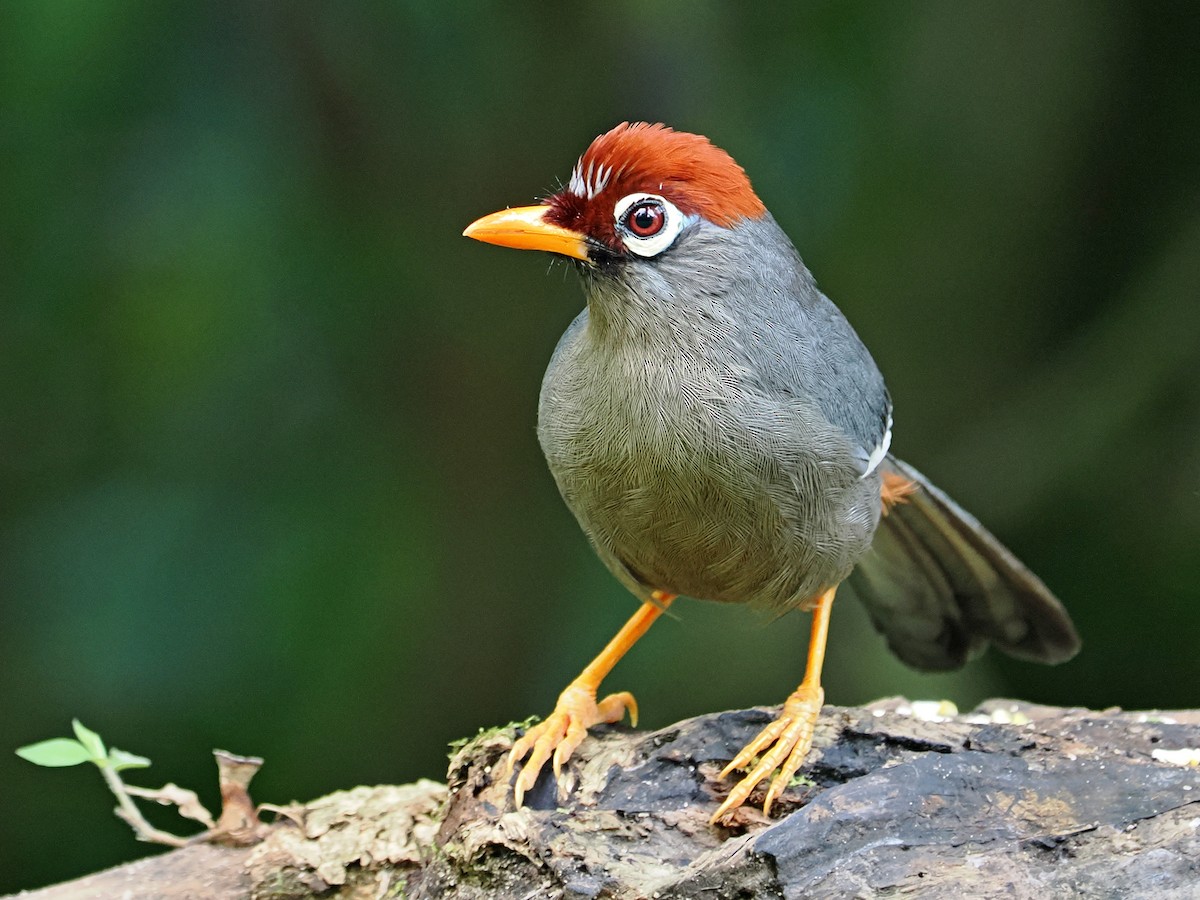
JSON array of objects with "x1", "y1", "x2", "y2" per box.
[{"x1": 9, "y1": 700, "x2": 1200, "y2": 899}]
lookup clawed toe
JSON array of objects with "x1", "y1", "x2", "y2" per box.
[
  {"x1": 711, "y1": 684, "x2": 824, "y2": 825},
  {"x1": 508, "y1": 682, "x2": 637, "y2": 808}
]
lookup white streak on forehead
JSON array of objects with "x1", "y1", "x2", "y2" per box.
[{"x1": 567, "y1": 155, "x2": 614, "y2": 200}]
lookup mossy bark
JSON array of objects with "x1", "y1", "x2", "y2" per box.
[{"x1": 9, "y1": 701, "x2": 1200, "y2": 899}]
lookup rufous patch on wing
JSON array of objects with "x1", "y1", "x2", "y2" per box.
[{"x1": 881, "y1": 472, "x2": 918, "y2": 514}]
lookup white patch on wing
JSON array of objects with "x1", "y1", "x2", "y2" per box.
[{"x1": 861, "y1": 409, "x2": 892, "y2": 478}]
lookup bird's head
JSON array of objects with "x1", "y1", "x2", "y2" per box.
[{"x1": 463, "y1": 123, "x2": 766, "y2": 268}]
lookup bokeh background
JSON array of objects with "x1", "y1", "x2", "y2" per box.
[{"x1": 3, "y1": 1, "x2": 1198, "y2": 891}]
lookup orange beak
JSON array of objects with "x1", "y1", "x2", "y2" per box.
[{"x1": 462, "y1": 205, "x2": 590, "y2": 261}]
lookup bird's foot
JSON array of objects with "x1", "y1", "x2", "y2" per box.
[
  {"x1": 711, "y1": 681, "x2": 824, "y2": 824},
  {"x1": 506, "y1": 679, "x2": 637, "y2": 807}
]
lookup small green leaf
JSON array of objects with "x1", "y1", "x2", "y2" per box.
[
  {"x1": 107, "y1": 747, "x2": 151, "y2": 771},
  {"x1": 71, "y1": 719, "x2": 106, "y2": 761},
  {"x1": 16, "y1": 738, "x2": 93, "y2": 767}
]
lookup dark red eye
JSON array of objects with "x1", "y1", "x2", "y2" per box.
[{"x1": 625, "y1": 201, "x2": 665, "y2": 237}]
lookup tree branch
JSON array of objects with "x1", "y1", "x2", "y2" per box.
[{"x1": 9, "y1": 700, "x2": 1200, "y2": 899}]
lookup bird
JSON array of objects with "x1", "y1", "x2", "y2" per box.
[{"x1": 462, "y1": 122, "x2": 1080, "y2": 824}]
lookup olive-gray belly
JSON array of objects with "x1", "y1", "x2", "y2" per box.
[{"x1": 545, "y1": 440, "x2": 867, "y2": 609}]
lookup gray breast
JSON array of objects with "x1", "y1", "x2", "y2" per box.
[{"x1": 537, "y1": 222, "x2": 884, "y2": 611}]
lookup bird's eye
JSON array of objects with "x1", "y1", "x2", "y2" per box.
[
  {"x1": 613, "y1": 193, "x2": 690, "y2": 258},
  {"x1": 625, "y1": 201, "x2": 665, "y2": 237}
]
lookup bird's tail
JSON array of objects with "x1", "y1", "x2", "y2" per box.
[{"x1": 846, "y1": 456, "x2": 1080, "y2": 672}]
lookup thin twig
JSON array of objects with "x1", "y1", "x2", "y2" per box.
[{"x1": 98, "y1": 764, "x2": 188, "y2": 847}]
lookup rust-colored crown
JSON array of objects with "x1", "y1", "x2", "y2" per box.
[{"x1": 544, "y1": 123, "x2": 766, "y2": 250}]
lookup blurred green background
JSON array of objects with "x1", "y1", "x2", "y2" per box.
[{"x1": 3, "y1": 1, "x2": 1198, "y2": 891}]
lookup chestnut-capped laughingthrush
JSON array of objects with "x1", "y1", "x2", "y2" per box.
[{"x1": 463, "y1": 122, "x2": 1080, "y2": 824}]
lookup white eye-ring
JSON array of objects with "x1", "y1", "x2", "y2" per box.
[{"x1": 613, "y1": 193, "x2": 690, "y2": 257}]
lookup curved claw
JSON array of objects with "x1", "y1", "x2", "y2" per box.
[
  {"x1": 711, "y1": 683, "x2": 824, "y2": 825},
  {"x1": 508, "y1": 681, "x2": 637, "y2": 808}
]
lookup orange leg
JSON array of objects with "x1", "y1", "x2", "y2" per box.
[
  {"x1": 711, "y1": 585, "x2": 836, "y2": 824},
  {"x1": 508, "y1": 590, "x2": 675, "y2": 807}
]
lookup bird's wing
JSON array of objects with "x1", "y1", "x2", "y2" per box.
[
  {"x1": 806, "y1": 292, "x2": 893, "y2": 478},
  {"x1": 749, "y1": 279, "x2": 892, "y2": 477},
  {"x1": 847, "y1": 456, "x2": 1081, "y2": 671}
]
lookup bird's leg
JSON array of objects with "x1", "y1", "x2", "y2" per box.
[
  {"x1": 507, "y1": 590, "x2": 675, "y2": 807},
  {"x1": 711, "y1": 585, "x2": 836, "y2": 824}
]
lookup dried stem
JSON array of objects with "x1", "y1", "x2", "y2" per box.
[{"x1": 98, "y1": 763, "x2": 189, "y2": 847}]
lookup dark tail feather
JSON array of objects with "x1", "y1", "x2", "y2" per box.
[{"x1": 847, "y1": 456, "x2": 1080, "y2": 672}]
